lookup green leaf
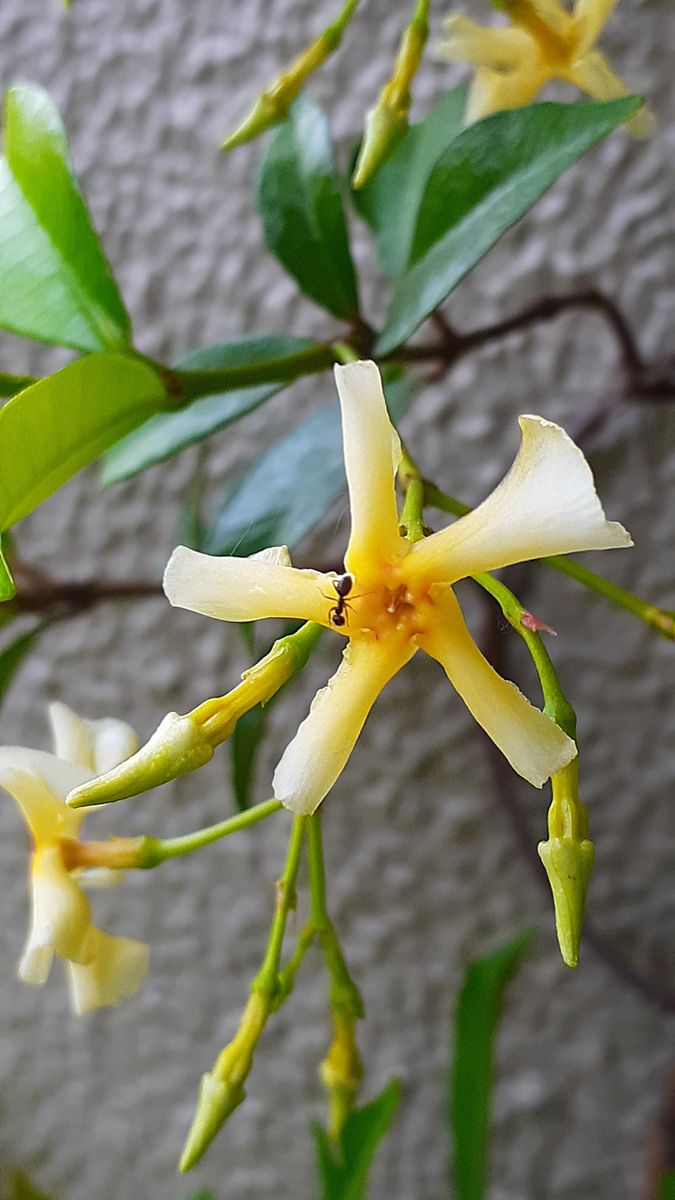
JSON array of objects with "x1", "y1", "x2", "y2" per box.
[
  {"x1": 230, "y1": 703, "x2": 268, "y2": 811},
  {"x1": 185, "y1": 1193, "x2": 217, "y2": 1200},
  {"x1": 661, "y1": 1172, "x2": 675, "y2": 1200},
  {"x1": 313, "y1": 1080, "x2": 401, "y2": 1200},
  {"x1": 10, "y1": 1169, "x2": 56, "y2": 1200},
  {"x1": 0, "y1": 353, "x2": 167, "y2": 530},
  {"x1": 376, "y1": 96, "x2": 642, "y2": 355},
  {"x1": 0, "y1": 84, "x2": 131, "y2": 352},
  {"x1": 0, "y1": 372, "x2": 36, "y2": 398},
  {"x1": 0, "y1": 532, "x2": 16, "y2": 600},
  {"x1": 353, "y1": 88, "x2": 465, "y2": 277},
  {"x1": 101, "y1": 336, "x2": 318, "y2": 486},
  {"x1": 450, "y1": 930, "x2": 536, "y2": 1200},
  {"x1": 0, "y1": 625, "x2": 47, "y2": 701},
  {"x1": 204, "y1": 376, "x2": 415, "y2": 558},
  {"x1": 258, "y1": 97, "x2": 359, "y2": 320}
]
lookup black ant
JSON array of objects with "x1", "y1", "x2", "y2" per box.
[{"x1": 326, "y1": 573, "x2": 354, "y2": 628}]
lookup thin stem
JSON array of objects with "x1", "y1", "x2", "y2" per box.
[
  {"x1": 173, "y1": 343, "x2": 336, "y2": 403},
  {"x1": 253, "y1": 816, "x2": 306, "y2": 997},
  {"x1": 398, "y1": 440, "x2": 426, "y2": 544},
  {"x1": 143, "y1": 798, "x2": 283, "y2": 867},
  {"x1": 307, "y1": 814, "x2": 364, "y2": 1017},
  {"x1": 273, "y1": 921, "x2": 316, "y2": 1009}
]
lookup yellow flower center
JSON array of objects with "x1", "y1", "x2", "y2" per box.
[{"x1": 329, "y1": 561, "x2": 437, "y2": 644}]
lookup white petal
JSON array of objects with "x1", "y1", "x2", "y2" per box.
[
  {"x1": 163, "y1": 545, "x2": 332, "y2": 625},
  {"x1": 436, "y1": 16, "x2": 533, "y2": 70},
  {"x1": 18, "y1": 937, "x2": 54, "y2": 986},
  {"x1": 0, "y1": 752, "x2": 86, "y2": 842},
  {"x1": 250, "y1": 545, "x2": 292, "y2": 566},
  {"x1": 571, "y1": 0, "x2": 618, "y2": 53},
  {"x1": 68, "y1": 928, "x2": 149, "y2": 1014},
  {"x1": 419, "y1": 589, "x2": 576, "y2": 787},
  {"x1": 49, "y1": 702, "x2": 139, "y2": 775},
  {"x1": 29, "y1": 845, "x2": 94, "y2": 966},
  {"x1": 76, "y1": 868, "x2": 125, "y2": 889},
  {"x1": 273, "y1": 635, "x2": 415, "y2": 814},
  {"x1": 335, "y1": 362, "x2": 405, "y2": 578},
  {"x1": 405, "y1": 415, "x2": 631, "y2": 587}
]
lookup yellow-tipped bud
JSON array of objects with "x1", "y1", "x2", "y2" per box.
[
  {"x1": 539, "y1": 758, "x2": 594, "y2": 968},
  {"x1": 352, "y1": 104, "x2": 408, "y2": 189},
  {"x1": 319, "y1": 1011, "x2": 363, "y2": 1141},
  {"x1": 179, "y1": 1070, "x2": 246, "y2": 1173}
]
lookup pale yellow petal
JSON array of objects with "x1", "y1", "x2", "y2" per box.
[
  {"x1": 405, "y1": 415, "x2": 631, "y2": 587},
  {"x1": 465, "y1": 65, "x2": 544, "y2": 123},
  {"x1": 568, "y1": 52, "x2": 655, "y2": 136},
  {"x1": 436, "y1": 16, "x2": 533, "y2": 69},
  {"x1": 0, "y1": 751, "x2": 87, "y2": 842},
  {"x1": 49, "y1": 702, "x2": 138, "y2": 775},
  {"x1": 28, "y1": 845, "x2": 94, "y2": 967},
  {"x1": 335, "y1": 362, "x2": 404, "y2": 577},
  {"x1": 163, "y1": 545, "x2": 333, "y2": 625},
  {"x1": 513, "y1": 0, "x2": 570, "y2": 37},
  {"x1": 571, "y1": 0, "x2": 618, "y2": 54},
  {"x1": 68, "y1": 928, "x2": 149, "y2": 1014},
  {"x1": 273, "y1": 635, "x2": 416, "y2": 814},
  {"x1": 420, "y1": 589, "x2": 576, "y2": 786}
]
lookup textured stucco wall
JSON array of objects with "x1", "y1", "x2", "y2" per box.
[{"x1": 0, "y1": 1, "x2": 672, "y2": 1198}]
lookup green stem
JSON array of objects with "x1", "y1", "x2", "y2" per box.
[
  {"x1": 425, "y1": 483, "x2": 675, "y2": 642},
  {"x1": 253, "y1": 816, "x2": 307, "y2": 998},
  {"x1": 172, "y1": 343, "x2": 336, "y2": 403},
  {"x1": 140, "y1": 798, "x2": 282, "y2": 867},
  {"x1": 273, "y1": 921, "x2": 316, "y2": 1009},
  {"x1": 398, "y1": 439, "x2": 426, "y2": 544},
  {"x1": 307, "y1": 814, "x2": 364, "y2": 1018}
]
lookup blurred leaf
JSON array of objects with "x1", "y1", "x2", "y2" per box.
[
  {"x1": 0, "y1": 625, "x2": 48, "y2": 701},
  {"x1": 0, "y1": 533, "x2": 16, "y2": 600},
  {"x1": 230, "y1": 704, "x2": 268, "y2": 811},
  {"x1": 204, "y1": 375, "x2": 416, "y2": 558},
  {"x1": 0, "y1": 353, "x2": 167, "y2": 530},
  {"x1": 450, "y1": 929, "x2": 536, "y2": 1200},
  {"x1": 185, "y1": 1193, "x2": 217, "y2": 1200},
  {"x1": 376, "y1": 96, "x2": 642, "y2": 355},
  {"x1": 313, "y1": 1079, "x2": 401, "y2": 1200},
  {"x1": 258, "y1": 97, "x2": 359, "y2": 320},
  {"x1": 0, "y1": 372, "x2": 36, "y2": 398},
  {"x1": 661, "y1": 1172, "x2": 675, "y2": 1200},
  {"x1": 0, "y1": 83, "x2": 131, "y2": 351},
  {"x1": 353, "y1": 87, "x2": 464, "y2": 276},
  {"x1": 101, "y1": 336, "x2": 320, "y2": 486},
  {"x1": 10, "y1": 1169, "x2": 55, "y2": 1200}
]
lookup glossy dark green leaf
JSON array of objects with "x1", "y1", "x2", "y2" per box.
[
  {"x1": 258, "y1": 97, "x2": 359, "y2": 319},
  {"x1": 376, "y1": 96, "x2": 642, "y2": 354},
  {"x1": 0, "y1": 84, "x2": 131, "y2": 352},
  {"x1": 661, "y1": 1172, "x2": 675, "y2": 1200},
  {"x1": 313, "y1": 1080, "x2": 401, "y2": 1200},
  {"x1": 352, "y1": 88, "x2": 464, "y2": 277},
  {"x1": 101, "y1": 336, "x2": 319, "y2": 486},
  {"x1": 0, "y1": 353, "x2": 167, "y2": 530},
  {"x1": 204, "y1": 376, "x2": 416, "y2": 558},
  {"x1": 0, "y1": 624, "x2": 48, "y2": 704},
  {"x1": 230, "y1": 704, "x2": 268, "y2": 811},
  {"x1": 450, "y1": 930, "x2": 536, "y2": 1200},
  {"x1": 0, "y1": 371, "x2": 36, "y2": 398}
]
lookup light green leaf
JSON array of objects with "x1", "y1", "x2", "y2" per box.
[
  {"x1": 204, "y1": 376, "x2": 415, "y2": 558},
  {"x1": 0, "y1": 353, "x2": 167, "y2": 530},
  {"x1": 101, "y1": 336, "x2": 319, "y2": 486},
  {"x1": 352, "y1": 87, "x2": 465, "y2": 277},
  {"x1": 376, "y1": 96, "x2": 642, "y2": 354},
  {"x1": 0, "y1": 532, "x2": 16, "y2": 600},
  {"x1": 0, "y1": 83, "x2": 131, "y2": 352},
  {"x1": 258, "y1": 97, "x2": 359, "y2": 320},
  {"x1": 313, "y1": 1080, "x2": 401, "y2": 1200},
  {"x1": 450, "y1": 930, "x2": 536, "y2": 1200},
  {"x1": 0, "y1": 624, "x2": 48, "y2": 704}
]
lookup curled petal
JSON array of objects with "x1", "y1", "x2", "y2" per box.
[
  {"x1": 68, "y1": 928, "x2": 149, "y2": 1014},
  {"x1": 571, "y1": 0, "x2": 618, "y2": 54},
  {"x1": 405, "y1": 415, "x2": 631, "y2": 587},
  {"x1": 567, "y1": 52, "x2": 655, "y2": 137},
  {"x1": 163, "y1": 545, "x2": 332, "y2": 626},
  {"x1": 273, "y1": 635, "x2": 416, "y2": 814},
  {"x1": 335, "y1": 362, "x2": 404, "y2": 578},
  {"x1": 49, "y1": 702, "x2": 138, "y2": 775},
  {"x1": 23, "y1": 845, "x2": 94, "y2": 974},
  {"x1": 436, "y1": 16, "x2": 533, "y2": 70},
  {"x1": 420, "y1": 589, "x2": 576, "y2": 787},
  {"x1": 0, "y1": 752, "x2": 86, "y2": 842}
]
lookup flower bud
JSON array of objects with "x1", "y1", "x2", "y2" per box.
[
  {"x1": 319, "y1": 1011, "x2": 363, "y2": 1141},
  {"x1": 538, "y1": 758, "x2": 594, "y2": 968},
  {"x1": 179, "y1": 1070, "x2": 246, "y2": 1173}
]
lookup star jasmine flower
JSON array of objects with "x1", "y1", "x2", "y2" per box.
[
  {"x1": 163, "y1": 359, "x2": 631, "y2": 817},
  {"x1": 435, "y1": 0, "x2": 654, "y2": 135},
  {"x1": 0, "y1": 703, "x2": 149, "y2": 1014}
]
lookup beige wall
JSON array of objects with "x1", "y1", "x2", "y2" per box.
[{"x1": 0, "y1": 1, "x2": 672, "y2": 1197}]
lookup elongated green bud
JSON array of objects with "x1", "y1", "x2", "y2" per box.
[
  {"x1": 221, "y1": 0, "x2": 359, "y2": 150},
  {"x1": 538, "y1": 758, "x2": 594, "y2": 968}
]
